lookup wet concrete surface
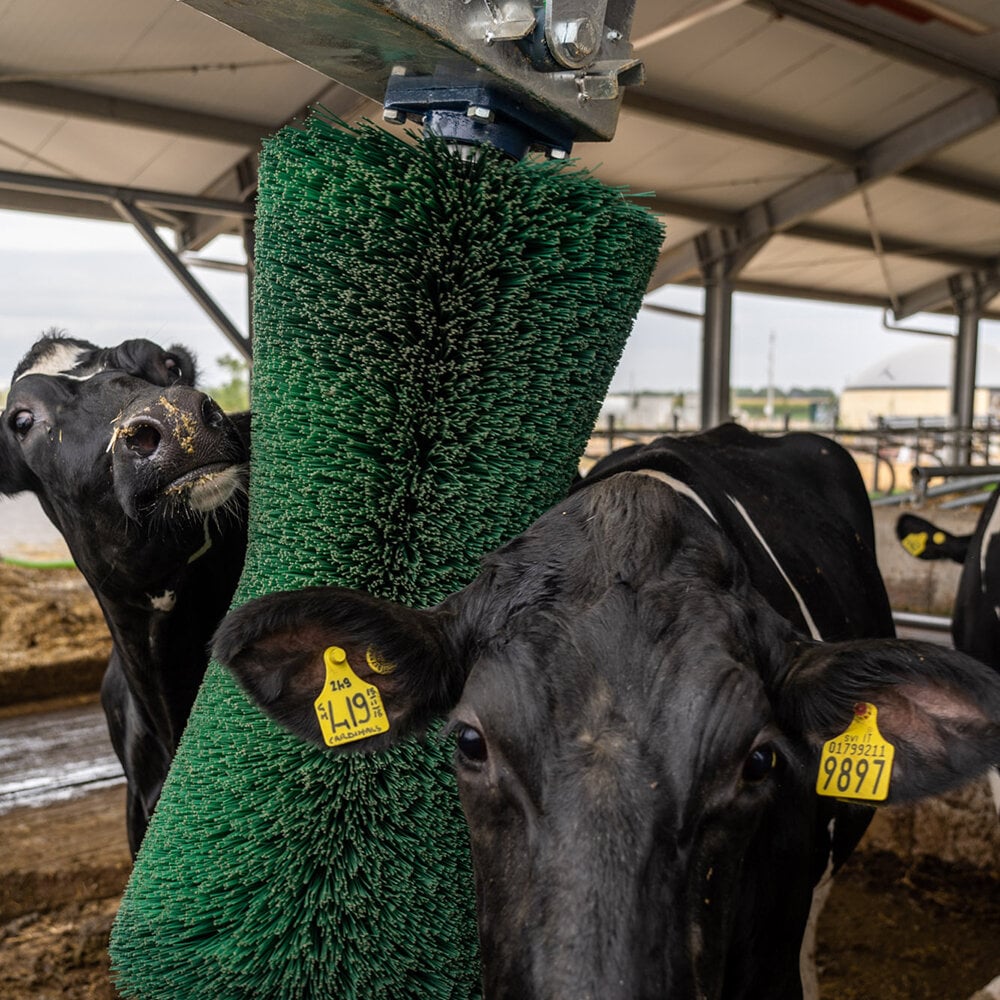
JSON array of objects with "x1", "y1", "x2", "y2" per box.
[{"x1": 0, "y1": 699, "x2": 123, "y2": 814}]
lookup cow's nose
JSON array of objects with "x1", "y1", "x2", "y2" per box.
[
  {"x1": 201, "y1": 396, "x2": 225, "y2": 429},
  {"x1": 123, "y1": 420, "x2": 163, "y2": 458}
]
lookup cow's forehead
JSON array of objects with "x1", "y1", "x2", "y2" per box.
[
  {"x1": 14, "y1": 340, "x2": 101, "y2": 382},
  {"x1": 458, "y1": 622, "x2": 773, "y2": 821}
]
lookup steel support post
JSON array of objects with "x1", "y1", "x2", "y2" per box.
[
  {"x1": 113, "y1": 198, "x2": 252, "y2": 361},
  {"x1": 701, "y1": 258, "x2": 733, "y2": 429},
  {"x1": 951, "y1": 288, "x2": 981, "y2": 465}
]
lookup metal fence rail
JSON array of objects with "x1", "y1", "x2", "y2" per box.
[{"x1": 585, "y1": 417, "x2": 1000, "y2": 501}]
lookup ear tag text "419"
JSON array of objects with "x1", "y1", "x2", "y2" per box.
[
  {"x1": 313, "y1": 646, "x2": 390, "y2": 747},
  {"x1": 816, "y1": 702, "x2": 895, "y2": 802}
]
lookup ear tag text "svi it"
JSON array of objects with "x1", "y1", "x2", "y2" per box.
[{"x1": 816, "y1": 702, "x2": 895, "y2": 802}]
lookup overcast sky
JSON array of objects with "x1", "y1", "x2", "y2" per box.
[{"x1": 0, "y1": 207, "x2": 996, "y2": 394}]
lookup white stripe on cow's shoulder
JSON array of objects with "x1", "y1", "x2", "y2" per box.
[
  {"x1": 726, "y1": 493, "x2": 823, "y2": 641},
  {"x1": 631, "y1": 469, "x2": 718, "y2": 524},
  {"x1": 15, "y1": 342, "x2": 95, "y2": 381},
  {"x1": 979, "y1": 500, "x2": 1000, "y2": 592}
]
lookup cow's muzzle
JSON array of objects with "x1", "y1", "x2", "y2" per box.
[{"x1": 111, "y1": 387, "x2": 246, "y2": 521}]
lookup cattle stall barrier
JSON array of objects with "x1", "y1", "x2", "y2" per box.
[{"x1": 586, "y1": 418, "x2": 1000, "y2": 499}]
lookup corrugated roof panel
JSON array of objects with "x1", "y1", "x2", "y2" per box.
[
  {"x1": 0, "y1": 105, "x2": 65, "y2": 172},
  {"x1": 741, "y1": 234, "x2": 956, "y2": 299},
  {"x1": 799, "y1": 0, "x2": 1000, "y2": 78},
  {"x1": 640, "y1": 4, "x2": 972, "y2": 147},
  {"x1": 128, "y1": 136, "x2": 258, "y2": 193},
  {"x1": 0, "y1": 0, "x2": 328, "y2": 126},
  {"x1": 922, "y1": 120, "x2": 1000, "y2": 189},
  {"x1": 574, "y1": 107, "x2": 828, "y2": 213},
  {"x1": 810, "y1": 180, "x2": 1000, "y2": 258},
  {"x1": 25, "y1": 117, "x2": 246, "y2": 193},
  {"x1": 655, "y1": 215, "x2": 704, "y2": 249}
]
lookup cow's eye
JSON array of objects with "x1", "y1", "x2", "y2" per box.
[
  {"x1": 12, "y1": 410, "x2": 34, "y2": 436},
  {"x1": 454, "y1": 725, "x2": 488, "y2": 766},
  {"x1": 164, "y1": 356, "x2": 182, "y2": 381},
  {"x1": 742, "y1": 744, "x2": 777, "y2": 783}
]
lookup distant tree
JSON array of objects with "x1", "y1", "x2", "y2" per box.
[{"x1": 207, "y1": 354, "x2": 249, "y2": 412}]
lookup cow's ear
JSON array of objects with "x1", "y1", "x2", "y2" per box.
[
  {"x1": 896, "y1": 513, "x2": 970, "y2": 563},
  {"x1": 212, "y1": 586, "x2": 468, "y2": 752},
  {"x1": 778, "y1": 638, "x2": 1000, "y2": 804}
]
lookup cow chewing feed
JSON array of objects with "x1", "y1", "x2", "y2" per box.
[
  {"x1": 214, "y1": 425, "x2": 1000, "y2": 1000},
  {"x1": 0, "y1": 333, "x2": 249, "y2": 856}
]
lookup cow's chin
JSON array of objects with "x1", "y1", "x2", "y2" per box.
[{"x1": 165, "y1": 464, "x2": 247, "y2": 514}]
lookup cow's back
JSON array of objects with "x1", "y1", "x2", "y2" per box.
[{"x1": 580, "y1": 425, "x2": 891, "y2": 642}]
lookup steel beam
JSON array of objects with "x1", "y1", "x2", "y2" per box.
[
  {"x1": 622, "y1": 89, "x2": 853, "y2": 165},
  {"x1": 649, "y1": 89, "x2": 1000, "y2": 288},
  {"x1": 952, "y1": 292, "x2": 981, "y2": 465},
  {"x1": 0, "y1": 81, "x2": 267, "y2": 147},
  {"x1": 0, "y1": 168, "x2": 254, "y2": 220},
  {"x1": 700, "y1": 257, "x2": 733, "y2": 428},
  {"x1": 184, "y1": 0, "x2": 643, "y2": 146},
  {"x1": 622, "y1": 90, "x2": 1000, "y2": 208},
  {"x1": 752, "y1": 0, "x2": 1000, "y2": 94},
  {"x1": 893, "y1": 265, "x2": 1000, "y2": 320},
  {"x1": 112, "y1": 198, "x2": 252, "y2": 360}
]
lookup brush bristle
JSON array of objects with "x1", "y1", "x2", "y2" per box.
[{"x1": 110, "y1": 112, "x2": 664, "y2": 999}]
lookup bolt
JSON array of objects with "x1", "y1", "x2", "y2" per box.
[
  {"x1": 555, "y1": 17, "x2": 598, "y2": 61},
  {"x1": 383, "y1": 108, "x2": 407, "y2": 125},
  {"x1": 606, "y1": 28, "x2": 622, "y2": 42},
  {"x1": 466, "y1": 105, "x2": 495, "y2": 123}
]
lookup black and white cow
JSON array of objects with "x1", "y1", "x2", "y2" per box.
[
  {"x1": 897, "y1": 499, "x2": 1000, "y2": 817},
  {"x1": 0, "y1": 333, "x2": 249, "y2": 855},
  {"x1": 897, "y1": 496, "x2": 1000, "y2": 673},
  {"x1": 214, "y1": 425, "x2": 1000, "y2": 1000}
]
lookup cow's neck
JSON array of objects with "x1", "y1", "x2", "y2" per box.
[{"x1": 87, "y1": 521, "x2": 245, "y2": 749}]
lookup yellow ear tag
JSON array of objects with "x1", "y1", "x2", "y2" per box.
[
  {"x1": 816, "y1": 702, "x2": 895, "y2": 802},
  {"x1": 932, "y1": 531, "x2": 946, "y2": 545},
  {"x1": 901, "y1": 531, "x2": 927, "y2": 557},
  {"x1": 313, "y1": 646, "x2": 390, "y2": 747}
]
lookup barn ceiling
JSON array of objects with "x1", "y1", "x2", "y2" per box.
[{"x1": 0, "y1": 0, "x2": 998, "y2": 324}]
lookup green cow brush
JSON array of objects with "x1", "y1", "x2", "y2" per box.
[{"x1": 110, "y1": 26, "x2": 662, "y2": 1000}]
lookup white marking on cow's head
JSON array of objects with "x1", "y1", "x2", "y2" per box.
[
  {"x1": 184, "y1": 466, "x2": 245, "y2": 514},
  {"x1": 15, "y1": 342, "x2": 100, "y2": 381},
  {"x1": 149, "y1": 590, "x2": 177, "y2": 612}
]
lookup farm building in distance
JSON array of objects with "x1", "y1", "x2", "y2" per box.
[{"x1": 839, "y1": 342, "x2": 1000, "y2": 428}]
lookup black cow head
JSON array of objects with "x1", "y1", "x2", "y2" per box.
[
  {"x1": 0, "y1": 333, "x2": 248, "y2": 600},
  {"x1": 896, "y1": 512, "x2": 971, "y2": 564},
  {"x1": 215, "y1": 474, "x2": 1000, "y2": 999}
]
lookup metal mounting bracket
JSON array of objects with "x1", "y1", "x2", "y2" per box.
[{"x1": 183, "y1": 0, "x2": 644, "y2": 150}]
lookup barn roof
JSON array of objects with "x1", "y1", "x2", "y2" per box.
[
  {"x1": 0, "y1": 0, "x2": 998, "y2": 350},
  {"x1": 846, "y1": 341, "x2": 1000, "y2": 390}
]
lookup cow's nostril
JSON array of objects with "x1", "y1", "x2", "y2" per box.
[
  {"x1": 126, "y1": 424, "x2": 161, "y2": 457},
  {"x1": 201, "y1": 396, "x2": 224, "y2": 429}
]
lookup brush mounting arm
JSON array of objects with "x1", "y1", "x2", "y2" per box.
[{"x1": 182, "y1": 0, "x2": 644, "y2": 150}]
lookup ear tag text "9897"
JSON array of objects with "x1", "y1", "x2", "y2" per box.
[
  {"x1": 313, "y1": 646, "x2": 390, "y2": 747},
  {"x1": 816, "y1": 702, "x2": 895, "y2": 802}
]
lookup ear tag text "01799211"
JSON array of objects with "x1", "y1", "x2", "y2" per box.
[
  {"x1": 816, "y1": 702, "x2": 895, "y2": 802},
  {"x1": 313, "y1": 646, "x2": 390, "y2": 747}
]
